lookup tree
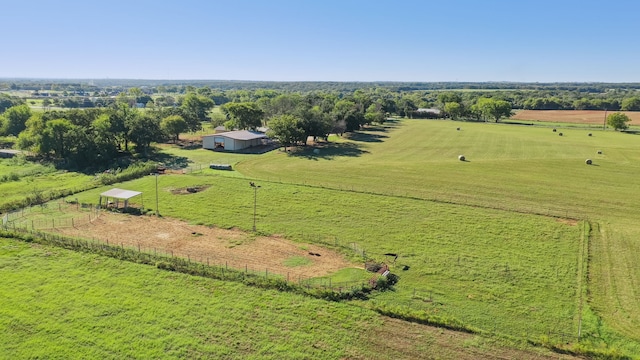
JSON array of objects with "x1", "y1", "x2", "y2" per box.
[
  {"x1": 267, "y1": 114, "x2": 305, "y2": 151},
  {"x1": 621, "y1": 97, "x2": 640, "y2": 111},
  {"x1": 444, "y1": 102, "x2": 464, "y2": 120},
  {"x1": 298, "y1": 105, "x2": 334, "y2": 142},
  {"x1": 161, "y1": 115, "x2": 188, "y2": 142},
  {"x1": 0, "y1": 104, "x2": 32, "y2": 136},
  {"x1": 0, "y1": 94, "x2": 23, "y2": 113},
  {"x1": 181, "y1": 92, "x2": 215, "y2": 131},
  {"x1": 332, "y1": 99, "x2": 363, "y2": 131},
  {"x1": 438, "y1": 92, "x2": 462, "y2": 107},
  {"x1": 364, "y1": 103, "x2": 386, "y2": 125},
  {"x1": 473, "y1": 98, "x2": 512, "y2": 122},
  {"x1": 41, "y1": 119, "x2": 75, "y2": 158},
  {"x1": 606, "y1": 112, "x2": 631, "y2": 131},
  {"x1": 128, "y1": 114, "x2": 163, "y2": 155},
  {"x1": 221, "y1": 102, "x2": 264, "y2": 130}
]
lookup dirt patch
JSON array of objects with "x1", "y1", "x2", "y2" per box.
[
  {"x1": 511, "y1": 110, "x2": 640, "y2": 125},
  {"x1": 52, "y1": 212, "x2": 354, "y2": 278},
  {"x1": 557, "y1": 218, "x2": 579, "y2": 226},
  {"x1": 170, "y1": 185, "x2": 211, "y2": 195}
]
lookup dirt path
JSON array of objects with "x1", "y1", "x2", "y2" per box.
[{"x1": 54, "y1": 212, "x2": 356, "y2": 278}]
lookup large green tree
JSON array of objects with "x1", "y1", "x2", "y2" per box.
[
  {"x1": 364, "y1": 103, "x2": 386, "y2": 125},
  {"x1": 621, "y1": 97, "x2": 640, "y2": 111},
  {"x1": 267, "y1": 114, "x2": 305, "y2": 150},
  {"x1": 332, "y1": 99, "x2": 363, "y2": 131},
  {"x1": 221, "y1": 102, "x2": 264, "y2": 130},
  {"x1": 606, "y1": 112, "x2": 631, "y2": 131},
  {"x1": 161, "y1": 115, "x2": 188, "y2": 142},
  {"x1": 444, "y1": 102, "x2": 464, "y2": 120},
  {"x1": 0, "y1": 104, "x2": 31, "y2": 136},
  {"x1": 128, "y1": 114, "x2": 163, "y2": 155},
  {"x1": 181, "y1": 93, "x2": 215, "y2": 131},
  {"x1": 41, "y1": 119, "x2": 75, "y2": 158},
  {"x1": 473, "y1": 98, "x2": 512, "y2": 122}
]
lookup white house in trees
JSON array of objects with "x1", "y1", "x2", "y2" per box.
[{"x1": 202, "y1": 130, "x2": 267, "y2": 151}]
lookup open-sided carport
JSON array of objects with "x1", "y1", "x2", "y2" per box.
[{"x1": 98, "y1": 188, "x2": 143, "y2": 209}]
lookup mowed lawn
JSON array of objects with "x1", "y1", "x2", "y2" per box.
[
  {"x1": 0, "y1": 238, "x2": 575, "y2": 360},
  {"x1": 234, "y1": 119, "x2": 640, "y2": 348}
]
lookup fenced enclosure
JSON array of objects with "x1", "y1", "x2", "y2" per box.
[
  {"x1": 2, "y1": 201, "x2": 100, "y2": 230},
  {"x1": 1, "y1": 226, "x2": 371, "y2": 298}
]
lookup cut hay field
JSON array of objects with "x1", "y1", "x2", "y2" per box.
[
  {"x1": 1, "y1": 238, "x2": 576, "y2": 359},
  {"x1": 511, "y1": 109, "x2": 640, "y2": 126}
]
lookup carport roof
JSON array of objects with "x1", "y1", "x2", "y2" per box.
[{"x1": 100, "y1": 188, "x2": 142, "y2": 200}]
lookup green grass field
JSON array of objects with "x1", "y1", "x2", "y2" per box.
[
  {"x1": 3, "y1": 118, "x2": 640, "y2": 357},
  {"x1": 0, "y1": 157, "x2": 94, "y2": 211},
  {"x1": 0, "y1": 237, "x2": 571, "y2": 359}
]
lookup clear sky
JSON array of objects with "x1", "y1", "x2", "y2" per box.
[{"x1": 1, "y1": 0, "x2": 638, "y2": 82}]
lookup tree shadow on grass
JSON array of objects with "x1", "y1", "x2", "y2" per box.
[
  {"x1": 287, "y1": 142, "x2": 369, "y2": 161},
  {"x1": 345, "y1": 132, "x2": 388, "y2": 143},
  {"x1": 148, "y1": 149, "x2": 192, "y2": 169}
]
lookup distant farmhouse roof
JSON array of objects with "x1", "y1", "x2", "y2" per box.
[
  {"x1": 203, "y1": 130, "x2": 267, "y2": 141},
  {"x1": 416, "y1": 108, "x2": 441, "y2": 115}
]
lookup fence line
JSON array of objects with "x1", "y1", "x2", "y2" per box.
[
  {"x1": 1, "y1": 225, "x2": 369, "y2": 295},
  {"x1": 4, "y1": 202, "x2": 101, "y2": 230}
]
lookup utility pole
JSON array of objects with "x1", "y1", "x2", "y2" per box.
[
  {"x1": 155, "y1": 172, "x2": 159, "y2": 217},
  {"x1": 250, "y1": 182, "x2": 260, "y2": 231}
]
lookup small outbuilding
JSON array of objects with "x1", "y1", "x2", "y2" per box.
[
  {"x1": 99, "y1": 188, "x2": 143, "y2": 209},
  {"x1": 202, "y1": 130, "x2": 267, "y2": 151},
  {"x1": 0, "y1": 149, "x2": 21, "y2": 158}
]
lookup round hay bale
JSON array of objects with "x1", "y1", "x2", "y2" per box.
[
  {"x1": 552, "y1": 128, "x2": 557, "y2": 132},
  {"x1": 456, "y1": 127, "x2": 460, "y2": 131},
  {"x1": 585, "y1": 159, "x2": 592, "y2": 165},
  {"x1": 558, "y1": 132, "x2": 563, "y2": 136},
  {"x1": 597, "y1": 150, "x2": 602, "y2": 154},
  {"x1": 313, "y1": 148, "x2": 320, "y2": 155},
  {"x1": 458, "y1": 155, "x2": 465, "y2": 161},
  {"x1": 588, "y1": 133, "x2": 592, "y2": 137}
]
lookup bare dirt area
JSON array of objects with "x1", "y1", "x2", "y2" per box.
[
  {"x1": 53, "y1": 212, "x2": 355, "y2": 278},
  {"x1": 511, "y1": 110, "x2": 640, "y2": 125}
]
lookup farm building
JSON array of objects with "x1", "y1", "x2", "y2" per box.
[
  {"x1": 414, "y1": 108, "x2": 443, "y2": 118},
  {"x1": 202, "y1": 130, "x2": 268, "y2": 151},
  {"x1": 0, "y1": 149, "x2": 21, "y2": 158}
]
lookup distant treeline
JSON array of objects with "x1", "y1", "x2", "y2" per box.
[{"x1": 3, "y1": 79, "x2": 640, "y2": 93}]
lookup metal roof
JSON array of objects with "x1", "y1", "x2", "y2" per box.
[
  {"x1": 203, "y1": 130, "x2": 267, "y2": 141},
  {"x1": 100, "y1": 188, "x2": 142, "y2": 200}
]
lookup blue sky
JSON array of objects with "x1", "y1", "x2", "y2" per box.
[{"x1": 1, "y1": 0, "x2": 638, "y2": 82}]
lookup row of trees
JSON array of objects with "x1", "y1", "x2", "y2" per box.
[{"x1": 0, "y1": 91, "x2": 216, "y2": 168}]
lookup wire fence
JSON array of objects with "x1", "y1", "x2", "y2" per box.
[
  {"x1": 1, "y1": 225, "x2": 370, "y2": 294},
  {"x1": 3, "y1": 202, "x2": 100, "y2": 230}
]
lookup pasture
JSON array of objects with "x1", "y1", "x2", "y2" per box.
[
  {"x1": 3, "y1": 117, "x2": 640, "y2": 356},
  {"x1": 0, "y1": 237, "x2": 577, "y2": 359},
  {"x1": 0, "y1": 156, "x2": 93, "y2": 212}
]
